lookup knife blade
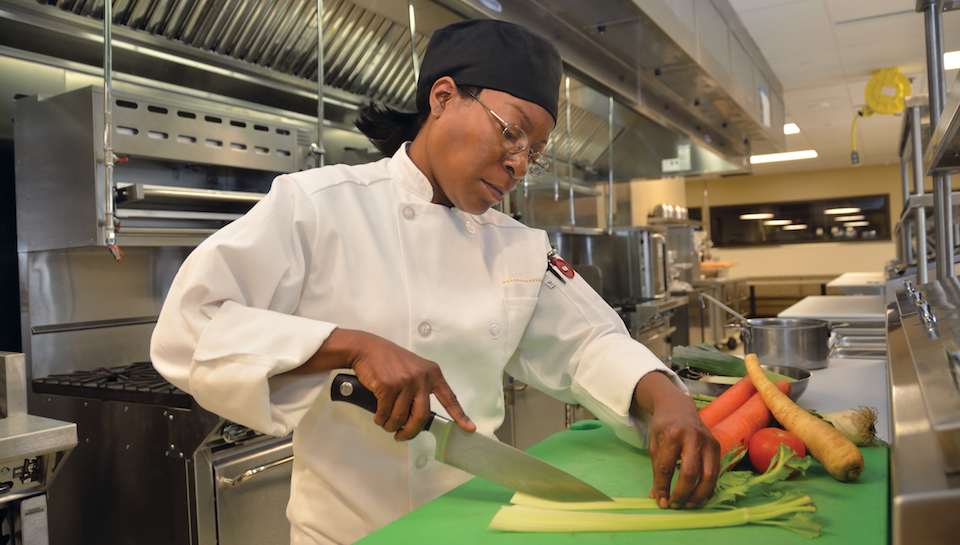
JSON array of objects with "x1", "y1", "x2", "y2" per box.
[{"x1": 329, "y1": 373, "x2": 612, "y2": 502}]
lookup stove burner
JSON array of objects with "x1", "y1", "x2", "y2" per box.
[{"x1": 33, "y1": 362, "x2": 191, "y2": 407}]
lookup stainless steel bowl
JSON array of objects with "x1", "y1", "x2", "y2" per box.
[{"x1": 678, "y1": 364, "x2": 811, "y2": 402}]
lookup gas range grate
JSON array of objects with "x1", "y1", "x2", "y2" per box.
[{"x1": 33, "y1": 362, "x2": 191, "y2": 407}]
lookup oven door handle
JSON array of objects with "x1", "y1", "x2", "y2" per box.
[{"x1": 223, "y1": 455, "x2": 294, "y2": 487}]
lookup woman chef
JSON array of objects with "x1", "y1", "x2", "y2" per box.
[{"x1": 151, "y1": 19, "x2": 719, "y2": 545}]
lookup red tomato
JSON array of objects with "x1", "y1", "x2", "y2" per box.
[{"x1": 748, "y1": 428, "x2": 806, "y2": 477}]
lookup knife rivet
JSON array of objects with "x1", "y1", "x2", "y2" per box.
[
  {"x1": 339, "y1": 381, "x2": 354, "y2": 397},
  {"x1": 415, "y1": 455, "x2": 429, "y2": 469}
]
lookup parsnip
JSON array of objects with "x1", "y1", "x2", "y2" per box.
[{"x1": 744, "y1": 354, "x2": 864, "y2": 482}]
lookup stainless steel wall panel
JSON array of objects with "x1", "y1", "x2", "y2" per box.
[
  {"x1": 14, "y1": 89, "x2": 104, "y2": 252},
  {"x1": 24, "y1": 247, "x2": 183, "y2": 329},
  {"x1": 21, "y1": 245, "x2": 189, "y2": 378},
  {"x1": 30, "y1": 325, "x2": 155, "y2": 378}
]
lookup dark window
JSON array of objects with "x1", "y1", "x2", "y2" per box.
[{"x1": 691, "y1": 195, "x2": 891, "y2": 247}]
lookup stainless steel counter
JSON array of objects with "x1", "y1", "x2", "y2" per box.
[{"x1": 797, "y1": 357, "x2": 889, "y2": 442}]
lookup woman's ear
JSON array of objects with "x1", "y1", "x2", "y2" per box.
[{"x1": 428, "y1": 77, "x2": 457, "y2": 117}]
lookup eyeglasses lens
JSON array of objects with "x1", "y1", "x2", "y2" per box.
[{"x1": 501, "y1": 125, "x2": 549, "y2": 176}]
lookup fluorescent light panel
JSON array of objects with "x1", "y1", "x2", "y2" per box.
[
  {"x1": 782, "y1": 224, "x2": 808, "y2": 230},
  {"x1": 750, "y1": 150, "x2": 818, "y2": 164},
  {"x1": 763, "y1": 219, "x2": 793, "y2": 226},
  {"x1": 825, "y1": 207, "x2": 861, "y2": 215},
  {"x1": 844, "y1": 221, "x2": 871, "y2": 227},
  {"x1": 946, "y1": 50, "x2": 960, "y2": 70},
  {"x1": 740, "y1": 213, "x2": 774, "y2": 220},
  {"x1": 783, "y1": 123, "x2": 800, "y2": 135},
  {"x1": 834, "y1": 215, "x2": 865, "y2": 221}
]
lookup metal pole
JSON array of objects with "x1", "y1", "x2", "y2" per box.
[
  {"x1": 900, "y1": 154, "x2": 910, "y2": 208},
  {"x1": 408, "y1": 0, "x2": 419, "y2": 84},
  {"x1": 552, "y1": 138, "x2": 559, "y2": 201},
  {"x1": 912, "y1": 106, "x2": 928, "y2": 283},
  {"x1": 311, "y1": 0, "x2": 326, "y2": 167},
  {"x1": 103, "y1": 0, "x2": 120, "y2": 261},
  {"x1": 607, "y1": 96, "x2": 614, "y2": 233},
  {"x1": 566, "y1": 77, "x2": 574, "y2": 227},
  {"x1": 924, "y1": 3, "x2": 954, "y2": 279}
]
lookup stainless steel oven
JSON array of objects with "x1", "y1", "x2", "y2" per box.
[
  {"x1": 32, "y1": 362, "x2": 294, "y2": 545},
  {"x1": 545, "y1": 226, "x2": 668, "y2": 304},
  {"x1": 14, "y1": 83, "x2": 317, "y2": 545}
]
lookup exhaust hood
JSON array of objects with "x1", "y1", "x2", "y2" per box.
[{"x1": 0, "y1": 0, "x2": 780, "y2": 178}]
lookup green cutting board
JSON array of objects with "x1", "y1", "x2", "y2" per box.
[{"x1": 358, "y1": 421, "x2": 888, "y2": 544}]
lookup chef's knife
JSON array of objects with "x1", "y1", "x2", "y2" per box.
[{"x1": 330, "y1": 374, "x2": 612, "y2": 502}]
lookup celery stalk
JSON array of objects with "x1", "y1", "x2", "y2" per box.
[{"x1": 489, "y1": 492, "x2": 820, "y2": 537}]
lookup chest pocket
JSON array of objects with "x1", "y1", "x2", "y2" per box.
[{"x1": 503, "y1": 297, "x2": 539, "y2": 357}]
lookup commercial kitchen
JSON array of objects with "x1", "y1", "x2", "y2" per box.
[{"x1": 0, "y1": 0, "x2": 957, "y2": 543}]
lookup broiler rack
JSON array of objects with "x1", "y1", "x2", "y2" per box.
[{"x1": 14, "y1": 85, "x2": 317, "y2": 250}]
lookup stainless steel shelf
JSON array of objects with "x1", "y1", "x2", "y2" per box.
[{"x1": 924, "y1": 70, "x2": 960, "y2": 175}]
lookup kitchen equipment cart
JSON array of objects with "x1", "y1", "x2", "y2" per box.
[{"x1": 358, "y1": 421, "x2": 888, "y2": 544}]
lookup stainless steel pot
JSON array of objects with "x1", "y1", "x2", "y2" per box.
[{"x1": 728, "y1": 318, "x2": 832, "y2": 370}]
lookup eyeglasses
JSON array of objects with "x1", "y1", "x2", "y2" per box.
[{"x1": 465, "y1": 89, "x2": 550, "y2": 177}]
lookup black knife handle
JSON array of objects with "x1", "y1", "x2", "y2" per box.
[
  {"x1": 330, "y1": 374, "x2": 378, "y2": 413},
  {"x1": 330, "y1": 374, "x2": 439, "y2": 432}
]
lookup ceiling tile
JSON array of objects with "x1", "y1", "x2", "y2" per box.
[
  {"x1": 784, "y1": 83, "x2": 851, "y2": 101},
  {"x1": 737, "y1": 0, "x2": 831, "y2": 36},
  {"x1": 729, "y1": 0, "x2": 803, "y2": 13},
  {"x1": 826, "y1": 0, "x2": 914, "y2": 24},
  {"x1": 833, "y1": 13, "x2": 926, "y2": 48},
  {"x1": 728, "y1": 0, "x2": 942, "y2": 175},
  {"x1": 840, "y1": 38, "x2": 930, "y2": 75},
  {"x1": 751, "y1": 29, "x2": 838, "y2": 59}
]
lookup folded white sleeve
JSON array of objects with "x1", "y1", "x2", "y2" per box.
[
  {"x1": 151, "y1": 175, "x2": 335, "y2": 436},
  {"x1": 505, "y1": 240, "x2": 686, "y2": 449}
]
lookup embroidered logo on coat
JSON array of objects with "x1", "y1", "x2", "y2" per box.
[{"x1": 502, "y1": 278, "x2": 542, "y2": 284}]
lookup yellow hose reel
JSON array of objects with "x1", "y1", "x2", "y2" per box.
[{"x1": 852, "y1": 68, "x2": 912, "y2": 165}]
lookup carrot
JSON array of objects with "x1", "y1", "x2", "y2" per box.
[
  {"x1": 698, "y1": 376, "x2": 757, "y2": 428},
  {"x1": 744, "y1": 353, "x2": 864, "y2": 482},
  {"x1": 708, "y1": 381, "x2": 791, "y2": 458}
]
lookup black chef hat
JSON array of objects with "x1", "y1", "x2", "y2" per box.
[{"x1": 417, "y1": 19, "x2": 563, "y2": 121}]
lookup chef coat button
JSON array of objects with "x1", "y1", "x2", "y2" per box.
[
  {"x1": 418, "y1": 322, "x2": 432, "y2": 338},
  {"x1": 465, "y1": 220, "x2": 475, "y2": 233},
  {"x1": 415, "y1": 455, "x2": 429, "y2": 469},
  {"x1": 489, "y1": 323, "x2": 501, "y2": 339},
  {"x1": 402, "y1": 206, "x2": 416, "y2": 220}
]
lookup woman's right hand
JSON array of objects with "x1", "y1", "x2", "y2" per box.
[{"x1": 291, "y1": 328, "x2": 476, "y2": 441}]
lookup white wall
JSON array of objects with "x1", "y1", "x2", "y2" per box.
[
  {"x1": 630, "y1": 177, "x2": 687, "y2": 225},
  {"x1": 686, "y1": 164, "x2": 903, "y2": 277},
  {"x1": 712, "y1": 241, "x2": 895, "y2": 278}
]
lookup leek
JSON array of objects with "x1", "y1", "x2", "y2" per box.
[
  {"x1": 673, "y1": 344, "x2": 795, "y2": 383},
  {"x1": 815, "y1": 406, "x2": 880, "y2": 447}
]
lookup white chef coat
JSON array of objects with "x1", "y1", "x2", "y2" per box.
[{"x1": 150, "y1": 144, "x2": 683, "y2": 545}]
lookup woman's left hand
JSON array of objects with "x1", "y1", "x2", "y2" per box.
[{"x1": 633, "y1": 371, "x2": 720, "y2": 510}]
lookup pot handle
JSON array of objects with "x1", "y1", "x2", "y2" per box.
[
  {"x1": 827, "y1": 321, "x2": 850, "y2": 331},
  {"x1": 725, "y1": 324, "x2": 747, "y2": 331}
]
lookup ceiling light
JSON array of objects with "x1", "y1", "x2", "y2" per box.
[
  {"x1": 740, "y1": 213, "x2": 775, "y2": 220},
  {"x1": 750, "y1": 150, "x2": 818, "y2": 164},
  {"x1": 825, "y1": 207, "x2": 861, "y2": 215},
  {"x1": 782, "y1": 224, "x2": 808, "y2": 231},
  {"x1": 844, "y1": 221, "x2": 871, "y2": 227},
  {"x1": 763, "y1": 219, "x2": 793, "y2": 226},
  {"x1": 945, "y1": 50, "x2": 960, "y2": 70},
  {"x1": 834, "y1": 215, "x2": 865, "y2": 221},
  {"x1": 783, "y1": 123, "x2": 800, "y2": 135}
]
